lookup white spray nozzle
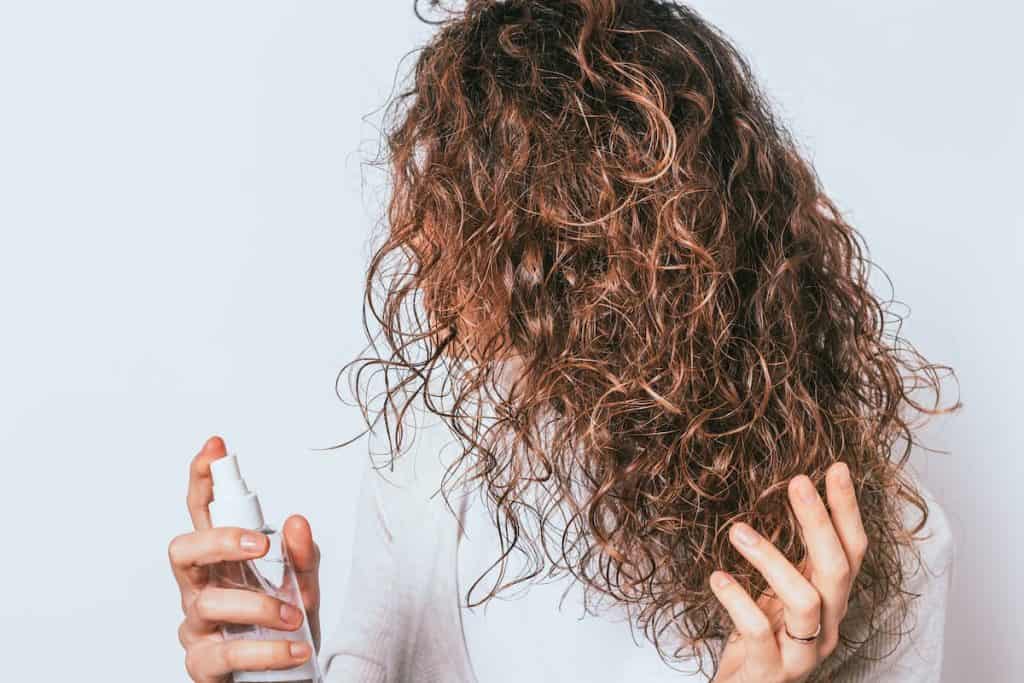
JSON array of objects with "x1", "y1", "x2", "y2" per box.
[{"x1": 208, "y1": 453, "x2": 266, "y2": 530}]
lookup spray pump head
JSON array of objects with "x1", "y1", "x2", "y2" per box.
[{"x1": 208, "y1": 453, "x2": 266, "y2": 530}]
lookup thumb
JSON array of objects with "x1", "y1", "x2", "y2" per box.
[
  {"x1": 283, "y1": 515, "x2": 320, "y2": 607},
  {"x1": 283, "y1": 515, "x2": 316, "y2": 566}
]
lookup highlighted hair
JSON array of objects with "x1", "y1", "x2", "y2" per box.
[{"x1": 345, "y1": 0, "x2": 958, "y2": 675}]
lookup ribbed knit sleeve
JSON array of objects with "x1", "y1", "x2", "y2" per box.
[{"x1": 319, "y1": 464, "x2": 395, "y2": 683}]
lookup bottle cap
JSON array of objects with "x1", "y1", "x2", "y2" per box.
[{"x1": 208, "y1": 453, "x2": 266, "y2": 530}]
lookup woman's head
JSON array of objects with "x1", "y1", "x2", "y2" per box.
[{"x1": 349, "y1": 0, "x2": 957, "y2": 673}]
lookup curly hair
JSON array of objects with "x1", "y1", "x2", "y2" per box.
[{"x1": 343, "y1": 0, "x2": 959, "y2": 676}]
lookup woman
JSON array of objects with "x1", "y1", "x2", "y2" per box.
[{"x1": 169, "y1": 1, "x2": 958, "y2": 681}]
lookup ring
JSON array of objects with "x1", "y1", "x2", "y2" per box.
[{"x1": 784, "y1": 621, "x2": 821, "y2": 644}]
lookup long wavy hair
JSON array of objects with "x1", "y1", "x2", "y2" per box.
[{"x1": 343, "y1": 0, "x2": 959, "y2": 676}]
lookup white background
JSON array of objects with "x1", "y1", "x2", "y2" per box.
[{"x1": 0, "y1": 1, "x2": 1019, "y2": 680}]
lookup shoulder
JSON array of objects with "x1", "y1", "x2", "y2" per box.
[
  {"x1": 898, "y1": 472, "x2": 956, "y2": 583},
  {"x1": 811, "y1": 472, "x2": 956, "y2": 680},
  {"x1": 360, "y1": 415, "x2": 465, "y2": 540}
]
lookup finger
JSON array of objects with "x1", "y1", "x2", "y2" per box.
[
  {"x1": 709, "y1": 571, "x2": 781, "y2": 678},
  {"x1": 186, "y1": 639, "x2": 313, "y2": 681},
  {"x1": 184, "y1": 587, "x2": 306, "y2": 637},
  {"x1": 729, "y1": 522, "x2": 821, "y2": 667},
  {"x1": 169, "y1": 528, "x2": 269, "y2": 592},
  {"x1": 283, "y1": 515, "x2": 320, "y2": 611},
  {"x1": 826, "y1": 462, "x2": 869, "y2": 578},
  {"x1": 188, "y1": 436, "x2": 228, "y2": 531},
  {"x1": 788, "y1": 474, "x2": 851, "y2": 640}
]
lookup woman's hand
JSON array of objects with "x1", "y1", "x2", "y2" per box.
[
  {"x1": 169, "y1": 436, "x2": 322, "y2": 683},
  {"x1": 710, "y1": 462, "x2": 867, "y2": 683}
]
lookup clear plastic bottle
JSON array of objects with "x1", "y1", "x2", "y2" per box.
[{"x1": 208, "y1": 454, "x2": 321, "y2": 683}]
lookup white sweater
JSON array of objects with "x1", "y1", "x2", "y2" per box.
[{"x1": 318, "y1": 424, "x2": 955, "y2": 682}]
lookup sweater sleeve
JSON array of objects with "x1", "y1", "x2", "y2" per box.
[
  {"x1": 319, "y1": 463, "x2": 396, "y2": 683},
  {"x1": 815, "y1": 488, "x2": 956, "y2": 683}
]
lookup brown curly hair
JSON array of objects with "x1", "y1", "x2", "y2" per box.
[{"x1": 343, "y1": 0, "x2": 959, "y2": 676}]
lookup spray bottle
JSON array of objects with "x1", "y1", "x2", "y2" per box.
[{"x1": 208, "y1": 454, "x2": 321, "y2": 683}]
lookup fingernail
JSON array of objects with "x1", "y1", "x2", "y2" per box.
[
  {"x1": 290, "y1": 642, "x2": 311, "y2": 659},
  {"x1": 711, "y1": 572, "x2": 731, "y2": 589},
  {"x1": 835, "y1": 463, "x2": 853, "y2": 490},
  {"x1": 795, "y1": 476, "x2": 817, "y2": 503},
  {"x1": 239, "y1": 532, "x2": 265, "y2": 552},
  {"x1": 280, "y1": 603, "x2": 302, "y2": 625},
  {"x1": 731, "y1": 523, "x2": 760, "y2": 547}
]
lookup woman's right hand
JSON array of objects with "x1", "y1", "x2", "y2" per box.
[{"x1": 169, "y1": 436, "x2": 322, "y2": 683}]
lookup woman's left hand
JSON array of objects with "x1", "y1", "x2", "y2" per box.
[{"x1": 709, "y1": 461, "x2": 868, "y2": 683}]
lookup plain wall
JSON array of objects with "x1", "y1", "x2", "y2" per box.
[{"x1": 0, "y1": 2, "x2": 1019, "y2": 680}]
